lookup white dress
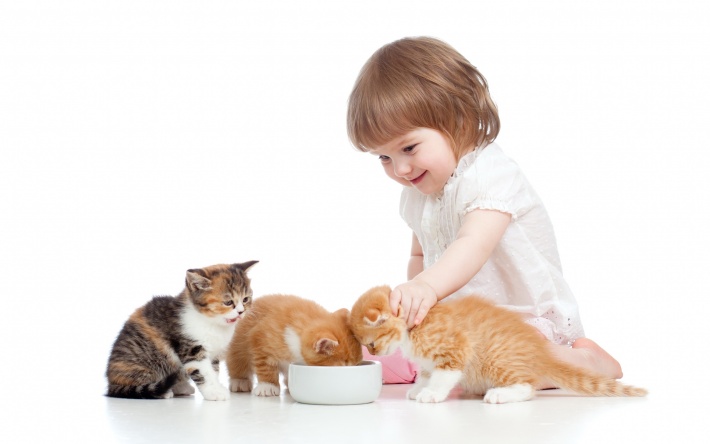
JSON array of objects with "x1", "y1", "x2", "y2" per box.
[{"x1": 400, "y1": 143, "x2": 584, "y2": 345}]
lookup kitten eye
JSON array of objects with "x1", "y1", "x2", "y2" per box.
[
  {"x1": 242, "y1": 296, "x2": 251, "y2": 304},
  {"x1": 223, "y1": 300, "x2": 235, "y2": 307}
]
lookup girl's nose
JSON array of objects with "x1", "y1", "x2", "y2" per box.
[{"x1": 392, "y1": 159, "x2": 411, "y2": 178}]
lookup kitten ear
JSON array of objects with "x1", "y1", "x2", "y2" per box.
[
  {"x1": 233, "y1": 260, "x2": 259, "y2": 272},
  {"x1": 314, "y1": 338, "x2": 339, "y2": 356},
  {"x1": 364, "y1": 308, "x2": 388, "y2": 327},
  {"x1": 186, "y1": 270, "x2": 212, "y2": 292},
  {"x1": 333, "y1": 308, "x2": 349, "y2": 319}
]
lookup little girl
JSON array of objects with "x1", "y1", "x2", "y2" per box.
[{"x1": 346, "y1": 36, "x2": 622, "y2": 385}]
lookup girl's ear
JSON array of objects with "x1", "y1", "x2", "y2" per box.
[{"x1": 364, "y1": 308, "x2": 388, "y2": 327}]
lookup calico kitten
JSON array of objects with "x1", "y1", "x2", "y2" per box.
[
  {"x1": 106, "y1": 261, "x2": 258, "y2": 400},
  {"x1": 227, "y1": 294, "x2": 363, "y2": 396},
  {"x1": 349, "y1": 285, "x2": 647, "y2": 404}
]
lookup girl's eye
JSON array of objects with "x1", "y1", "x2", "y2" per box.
[
  {"x1": 378, "y1": 155, "x2": 390, "y2": 163},
  {"x1": 403, "y1": 145, "x2": 415, "y2": 153}
]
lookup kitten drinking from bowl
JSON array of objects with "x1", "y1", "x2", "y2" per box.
[{"x1": 226, "y1": 294, "x2": 362, "y2": 396}]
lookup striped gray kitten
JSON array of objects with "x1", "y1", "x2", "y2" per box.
[{"x1": 106, "y1": 261, "x2": 258, "y2": 400}]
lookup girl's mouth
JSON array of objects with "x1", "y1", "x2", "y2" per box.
[{"x1": 410, "y1": 172, "x2": 426, "y2": 185}]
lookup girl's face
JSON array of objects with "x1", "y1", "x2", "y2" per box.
[{"x1": 371, "y1": 128, "x2": 457, "y2": 195}]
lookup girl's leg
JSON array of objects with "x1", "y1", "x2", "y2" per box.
[{"x1": 362, "y1": 346, "x2": 418, "y2": 384}]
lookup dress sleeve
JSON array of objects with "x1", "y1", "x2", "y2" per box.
[
  {"x1": 399, "y1": 186, "x2": 426, "y2": 231},
  {"x1": 455, "y1": 146, "x2": 534, "y2": 220}
]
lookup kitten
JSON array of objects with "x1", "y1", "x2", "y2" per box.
[
  {"x1": 349, "y1": 285, "x2": 648, "y2": 404},
  {"x1": 227, "y1": 294, "x2": 363, "y2": 396},
  {"x1": 106, "y1": 261, "x2": 258, "y2": 400}
]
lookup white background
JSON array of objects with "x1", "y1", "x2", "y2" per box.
[{"x1": 1, "y1": 0, "x2": 709, "y2": 410}]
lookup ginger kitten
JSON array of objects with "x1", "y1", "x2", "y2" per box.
[
  {"x1": 227, "y1": 294, "x2": 363, "y2": 396},
  {"x1": 106, "y1": 261, "x2": 258, "y2": 400},
  {"x1": 349, "y1": 285, "x2": 647, "y2": 403}
]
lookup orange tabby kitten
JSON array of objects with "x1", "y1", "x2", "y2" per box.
[
  {"x1": 226, "y1": 294, "x2": 363, "y2": 396},
  {"x1": 349, "y1": 285, "x2": 647, "y2": 404}
]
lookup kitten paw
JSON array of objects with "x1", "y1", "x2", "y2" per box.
[
  {"x1": 253, "y1": 382, "x2": 280, "y2": 397},
  {"x1": 200, "y1": 384, "x2": 231, "y2": 401},
  {"x1": 161, "y1": 389, "x2": 175, "y2": 399},
  {"x1": 406, "y1": 386, "x2": 423, "y2": 400},
  {"x1": 172, "y1": 381, "x2": 195, "y2": 396},
  {"x1": 415, "y1": 388, "x2": 448, "y2": 403},
  {"x1": 483, "y1": 384, "x2": 534, "y2": 404},
  {"x1": 230, "y1": 378, "x2": 253, "y2": 393}
]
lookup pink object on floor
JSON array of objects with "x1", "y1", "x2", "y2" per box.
[{"x1": 362, "y1": 346, "x2": 418, "y2": 384}]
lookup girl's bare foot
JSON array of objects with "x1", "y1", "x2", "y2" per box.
[
  {"x1": 570, "y1": 337, "x2": 623, "y2": 379},
  {"x1": 536, "y1": 337, "x2": 623, "y2": 390}
]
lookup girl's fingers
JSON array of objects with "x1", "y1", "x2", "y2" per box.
[
  {"x1": 389, "y1": 288, "x2": 402, "y2": 316},
  {"x1": 413, "y1": 304, "x2": 429, "y2": 327},
  {"x1": 399, "y1": 294, "x2": 412, "y2": 325},
  {"x1": 407, "y1": 299, "x2": 421, "y2": 329}
]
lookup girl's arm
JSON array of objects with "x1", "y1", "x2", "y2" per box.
[
  {"x1": 407, "y1": 232, "x2": 424, "y2": 280},
  {"x1": 391, "y1": 209, "x2": 511, "y2": 328},
  {"x1": 392, "y1": 233, "x2": 424, "y2": 316}
]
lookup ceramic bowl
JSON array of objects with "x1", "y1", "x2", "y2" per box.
[{"x1": 287, "y1": 360, "x2": 383, "y2": 405}]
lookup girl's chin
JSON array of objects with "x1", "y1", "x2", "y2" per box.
[{"x1": 413, "y1": 182, "x2": 439, "y2": 195}]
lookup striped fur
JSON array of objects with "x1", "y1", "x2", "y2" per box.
[
  {"x1": 226, "y1": 294, "x2": 363, "y2": 396},
  {"x1": 349, "y1": 285, "x2": 647, "y2": 403},
  {"x1": 105, "y1": 261, "x2": 258, "y2": 400}
]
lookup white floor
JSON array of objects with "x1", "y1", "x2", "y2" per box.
[{"x1": 4, "y1": 367, "x2": 706, "y2": 444}]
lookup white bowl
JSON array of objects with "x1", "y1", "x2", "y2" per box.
[{"x1": 288, "y1": 360, "x2": 383, "y2": 405}]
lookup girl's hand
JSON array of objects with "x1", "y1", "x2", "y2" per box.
[{"x1": 390, "y1": 280, "x2": 438, "y2": 329}]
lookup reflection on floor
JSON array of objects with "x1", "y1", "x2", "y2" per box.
[{"x1": 8, "y1": 374, "x2": 702, "y2": 444}]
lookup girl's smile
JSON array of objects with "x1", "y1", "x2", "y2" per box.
[
  {"x1": 371, "y1": 128, "x2": 457, "y2": 195},
  {"x1": 408, "y1": 171, "x2": 427, "y2": 186}
]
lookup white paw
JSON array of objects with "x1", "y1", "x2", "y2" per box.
[
  {"x1": 200, "y1": 384, "x2": 230, "y2": 401},
  {"x1": 172, "y1": 381, "x2": 195, "y2": 396},
  {"x1": 483, "y1": 384, "x2": 534, "y2": 404},
  {"x1": 415, "y1": 388, "x2": 448, "y2": 403},
  {"x1": 161, "y1": 389, "x2": 175, "y2": 399},
  {"x1": 406, "y1": 386, "x2": 423, "y2": 400},
  {"x1": 252, "y1": 382, "x2": 280, "y2": 397},
  {"x1": 230, "y1": 378, "x2": 253, "y2": 393}
]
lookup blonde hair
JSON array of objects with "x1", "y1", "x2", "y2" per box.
[{"x1": 347, "y1": 37, "x2": 500, "y2": 160}]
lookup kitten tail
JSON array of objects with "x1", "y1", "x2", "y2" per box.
[
  {"x1": 107, "y1": 372, "x2": 180, "y2": 399},
  {"x1": 542, "y1": 359, "x2": 648, "y2": 397}
]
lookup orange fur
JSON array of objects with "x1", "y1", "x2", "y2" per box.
[
  {"x1": 349, "y1": 285, "x2": 647, "y2": 403},
  {"x1": 226, "y1": 294, "x2": 362, "y2": 396}
]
